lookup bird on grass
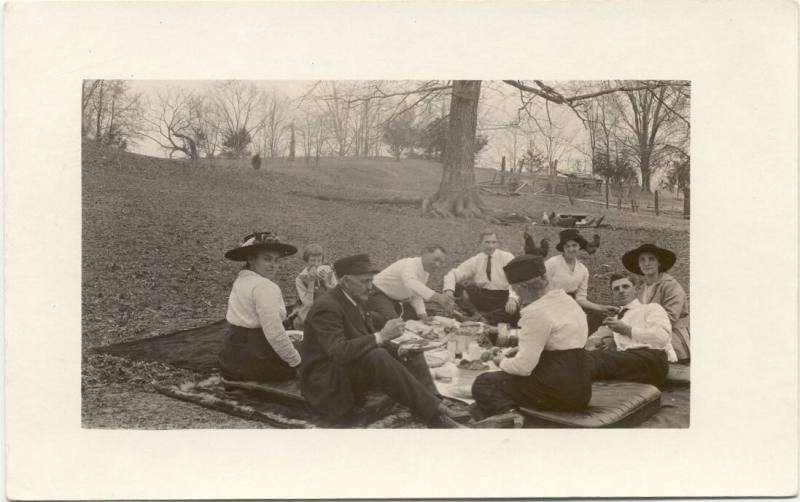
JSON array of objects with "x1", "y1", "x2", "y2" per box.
[
  {"x1": 541, "y1": 211, "x2": 550, "y2": 225},
  {"x1": 523, "y1": 224, "x2": 550, "y2": 257},
  {"x1": 584, "y1": 234, "x2": 601, "y2": 255}
]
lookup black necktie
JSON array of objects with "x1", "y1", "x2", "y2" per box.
[
  {"x1": 617, "y1": 308, "x2": 629, "y2": 319},
  {"x1": 486, "y1": 255, "x2": 492, "y2": 281}
]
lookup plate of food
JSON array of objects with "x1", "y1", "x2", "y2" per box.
[{"x1": 391, "y1": 331, "x2": 447, "y2": 353}]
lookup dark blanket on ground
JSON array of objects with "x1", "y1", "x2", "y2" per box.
[
  {"x1": 95, "y1": 320, "x2": 690, "y2": 428},
  {"x1": 94, "y1": 319, "x2": 229, "y2": 373},
  {"x1": 153, "y1": 376, "x2": 429, "y2": 429}
]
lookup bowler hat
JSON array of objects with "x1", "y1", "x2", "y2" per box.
[
  {"x1": 555, "y1": 228, "x2": 588, "y2": 252},
  {"x1": 503, "y1": 255, "x2": 547, "y2": 284},
  {"x1": 622, "y1": 243, "x2": 677, "y2": 275},
  {"x1": 224, "y1": 231, "x2": 298, "y2": 261},
  {"x1": 333, "y1": 254, "x2": 380, "y2": 277}
]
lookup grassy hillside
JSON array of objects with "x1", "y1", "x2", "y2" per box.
[
  {"x1": 82, "y1": 142, "x2": 688, "y2": 348},
  {"x1": 82, "y1": 143, "x2": 689, "y2": 427}
]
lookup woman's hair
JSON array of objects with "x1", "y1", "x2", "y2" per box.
[{"x1": 302, "y1": 243, "x2": 325, "y2": 262}]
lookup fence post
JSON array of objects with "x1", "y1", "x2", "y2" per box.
[
  {"x1": 654, "y1": 190, "x2": 660, "y2": 216},
  {"x1": 683, "y1": 187, "x2": 690, "y2": 219},
  {"x1": 500, "y1": 156, "x2": 506, "y2": 185},
  {"x1": 605, "y1": 180, "x2": 610, "y2": 209}
]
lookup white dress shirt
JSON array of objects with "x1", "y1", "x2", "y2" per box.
[
  {"x1": 226, "y1": 269, "x2": 301, "y2": 367},
  {"x1": 545, "y1": 255, "x2": 589, "y2": 301},
  {"x1": 589, "y1": 299, "x2": 677, "y2": 362},
  {"x1": 500, "y1": 289, "x2": 588, "y2": 376},
  {"x1": 372, "y1": 257, "x2": 436, "y2": 316},
  {"x1": 443, "y1": 249, "x2": 517, "y2": 294}
]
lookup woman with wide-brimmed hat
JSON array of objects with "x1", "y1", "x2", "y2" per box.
[
  {"x1": 545, "y1": 229, "x2": 618, "y2": 331},
  {"x1": 622, "y1": 243, "x2": 690, "y2": 362},
  {"x1": 218, "y1": 231, "x2": 302, "y2": 382}
]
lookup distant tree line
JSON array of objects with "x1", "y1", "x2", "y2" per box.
[{"x1": 81, "y1": 79, "x2": 690, "y2": 218}]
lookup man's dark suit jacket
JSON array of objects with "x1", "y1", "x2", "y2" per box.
[{"x1": 299, "y1": 285, "x2": 380, "y2": 418}]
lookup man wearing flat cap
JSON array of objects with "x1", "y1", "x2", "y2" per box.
[
  {"x1": 471, "y1": 255, "x2": 592, "y2": 420},
  {"x1": 299, "y1": 254, "x2": 464, "y2": 427}
]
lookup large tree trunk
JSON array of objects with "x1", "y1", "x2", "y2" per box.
[
  {"x1": 640, "y1": 148, "x2": 652, "y2": 192},
  {"x1": 422, "y1": 80, "x2": 487, "y2": 219}
]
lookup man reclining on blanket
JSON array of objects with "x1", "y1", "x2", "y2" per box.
[
  {"x1": 585, "y1": 272, "x2": 678, "y2": 387},
  {"x1": 299, "y1": 254, "x2": 465, "y2": 428}
]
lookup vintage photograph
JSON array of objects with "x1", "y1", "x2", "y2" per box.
[{"x1": 81, "y1": 79, "x2": 691, "y2": 429}]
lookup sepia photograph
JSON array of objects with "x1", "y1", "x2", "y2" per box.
[
  {"x1": 5, "y1": 1, "x2": 796, "y2": 498},
  {"x1": 82, "y1": 79, "x2": 691, "y2": 429}
]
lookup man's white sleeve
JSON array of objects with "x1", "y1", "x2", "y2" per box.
[{"x1": 631, "y1": 305, "x2": 672, "y2": 348}]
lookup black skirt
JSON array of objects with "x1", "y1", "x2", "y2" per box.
[{"x1": 218, "y1": 323, "x2": 296, "y2": 382}]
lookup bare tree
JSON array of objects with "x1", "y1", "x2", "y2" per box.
[
  {"x1": 83, "y1": 79, "x2": 143, "y2": 149},
  {"x1": 141, "y1": 88, "x2": 208, "y2": 161},
  {"x1": 258, "y1": 91, "x2": 289, "y2": 158},
  {"x1": 82, "y1": 80, "x2": 102, "y2": 137},
  {"x1": 523, "y1": 100, "x2": 581, "y2": 176},
  {"x1": 613, "y1": 80, "x2": 690, "y2": 192},
  {"x1": 317, "y1": 81, "x2": 354, "y2": 157},
  {"x1": 420, "y1": 79, "x2": 689, "y2": 218},
  {"x1": 211, "y1": 81, "x2": 262, "y2": 158}
]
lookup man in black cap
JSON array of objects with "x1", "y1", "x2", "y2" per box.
[
  {"x1": 299, "y1": 254, "x2": 464, "y2": 428},
  {"x1": 471, "y1": 255, "x2": 592, "y2": 421}
]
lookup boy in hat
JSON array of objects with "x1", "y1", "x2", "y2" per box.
[
  {"x1": 300, "y1": 254, "x2": 464, "y2": 428},
  {"x1": 471, "y1": 255, "x2": 592, "y2": 421}
]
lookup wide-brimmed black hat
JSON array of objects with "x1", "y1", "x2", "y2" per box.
[
  {"x1": 333, "y1": 254, "x2": 380, "y2": 277},
  {"x1": 555, "y1": 228, "x2": 588, "y2": 252},
  {"x1": 622, "y1": 243, "x2": 677, "y2": 275},
  {"x1": 224, "y1": 231, "x2": 298, "y2": 261},
  {"x1": 503, "y1": 255, "x2": 547, "y2": 284}
]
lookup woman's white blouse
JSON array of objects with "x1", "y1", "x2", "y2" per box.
[
  {"x1": 545, "y1": 254, "x2": 589, "y2": 301},
  {"x1": 226, "y1": 269, "x2": 301, "y2": 367}
]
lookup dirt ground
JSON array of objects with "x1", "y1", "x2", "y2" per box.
[{"x1": 82, "y1": 142, "x2": 690, "y2": 428}]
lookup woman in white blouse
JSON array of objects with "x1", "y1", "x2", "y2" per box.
[
  {"x1": 545, "y1": 229, "x2": 617, "y2": 329},
  {"x1": 218, "y1": 232, "x2": 302, "y2": 382}
]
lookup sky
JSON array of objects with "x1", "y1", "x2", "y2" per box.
[{"x1": 127, "y1": 80, "x2": 593, "y2": 172}]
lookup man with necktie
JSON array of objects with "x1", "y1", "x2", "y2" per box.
[
  {"x1": 585, "y1": 272, "x2": 678, "y2": 386},
  {"x1": 443, "y1": 231, "x2": 519, "y2": 325}
]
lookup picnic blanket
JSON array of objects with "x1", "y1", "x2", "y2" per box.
[
  {"x1": 153, "y1": 376, "x2": 472, "y2": 429},
  {"x1": 94, "y1": 319, "x2": 229, "y2": 373},
  {"x1": 96, "y1": 320, "x2": 689, "y2": 428}
]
